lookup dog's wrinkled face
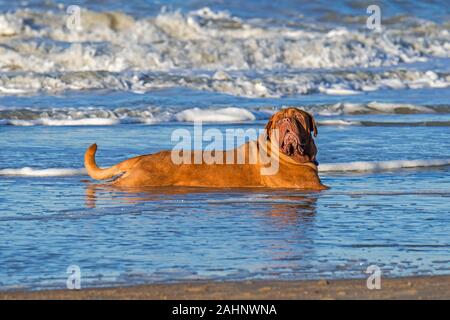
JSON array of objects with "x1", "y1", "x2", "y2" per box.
[{"x1": 265, "y1": 108, "x2": 318, "y2": 164}]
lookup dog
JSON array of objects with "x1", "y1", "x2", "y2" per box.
[{"x1": 84, "y1": 108, "x2": 326, "y2": 190}]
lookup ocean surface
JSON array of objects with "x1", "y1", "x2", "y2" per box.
[{"x1": 0, "y1": 0, "x2": 449, "y2": 291}]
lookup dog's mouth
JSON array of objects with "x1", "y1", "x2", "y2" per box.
[
  {"x1": 282, "y1": 130, "x2": 304, "y2": 155},
  {"x1": 277, "y1": 117, "x2": 314, "y2": 163},
  {"x1": 279, "y1": 118, "x2": 304, "y2": 154}
]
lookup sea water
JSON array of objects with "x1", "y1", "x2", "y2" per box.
[{"x1": 0, "y1": 0, "x2": 449, "y2": 290}]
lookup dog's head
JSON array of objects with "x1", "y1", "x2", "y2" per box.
[{"x1": 265, "y1": 108, "x2": 318, "y2": 164}]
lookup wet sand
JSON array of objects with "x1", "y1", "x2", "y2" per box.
[{"x1": 1, "y1": 275, "x2": 449, "y2": 300}]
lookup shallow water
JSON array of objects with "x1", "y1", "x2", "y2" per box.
[
  {"x1": 0, "y1": 0, "x2": 449, "y2": 290},
  {"x1": 1, "y1": 114, "x2": 449, "y2": 290}
]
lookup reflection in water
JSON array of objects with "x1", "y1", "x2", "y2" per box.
[
  {"x1": 85, "y1": 182, "x2": 319, "y2": 216},
  {"x1": 84, "y1": 181, "x2": 320, "y2": 280},
  {"x1": 265, "y1": 195, "x2": 317, "y2": 225}
]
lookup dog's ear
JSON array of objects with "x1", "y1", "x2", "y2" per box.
[
  {"x1": 294, "y1": 109, "x2": 317, "y2": 137},
  {"x1": 307, "y1": 111, "x2": 318, "y2": 137}
]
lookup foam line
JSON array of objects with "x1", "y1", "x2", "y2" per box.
[
  {"x1": 1, "y1": 159, "x2": 449, "y2": 177},
  {"x1": 0, "y1": 167, "x2": 87, "y2": 177},
  {"x1": 319, "y1": 159, "x2": 450, "y2": 172}
]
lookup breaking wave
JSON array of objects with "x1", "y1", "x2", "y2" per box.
[
  {"x1": 0, "y1": 103, "x2": 449, "y2": 126},
  {"x1": 0, "y1": 65, "x2": 449, "y2": 98},
  {"x1": 2, "y1": 8, "x2": 449, "y2": 72},
  {"x1": 0, "y1": 167, "x2": 86, "y2": 177},
  {"x1": 174, "y1": 107, "x2": 256, "y2": 122},
  {"x1": 0, "y1": 7, "x2": 449, "y2": 97},
  {"x1": 319, "y1": 159, "x2": 450, "y2": 172},
  {"x1": 2, "y1": 159, "x2": 449, "y2": 177}
]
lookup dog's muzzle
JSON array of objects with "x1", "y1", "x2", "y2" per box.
[{"x1": 278, "y1": 118, "x2": 304, "y2": 156}]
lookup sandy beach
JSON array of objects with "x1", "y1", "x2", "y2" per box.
[{"x1": 1, "y1": 275, "x2": 449, "y2": 300}]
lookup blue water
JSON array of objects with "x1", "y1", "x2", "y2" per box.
[{"x1": 0, "y1": 0, "x2": 449, "y2": 291}]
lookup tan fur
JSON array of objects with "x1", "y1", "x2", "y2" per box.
[{"x1": 84, "y1": 108, "x2": 327, "y2": 190}]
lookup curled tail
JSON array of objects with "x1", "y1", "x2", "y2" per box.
[{"x1": 84, "y1": 144, "x2": 123, "y2": 180}]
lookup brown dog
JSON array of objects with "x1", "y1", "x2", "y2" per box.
[{"x1": 84, "y1": 108, "x2": 327, "y2": 190}]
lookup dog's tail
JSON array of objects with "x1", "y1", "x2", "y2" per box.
[{"x1": 84, "y1": 144, "x2": 123, "y2": 180}]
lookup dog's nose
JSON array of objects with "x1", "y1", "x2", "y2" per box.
[{"x1": 313, "y1": 159, "x2": 319, "y2": 166}]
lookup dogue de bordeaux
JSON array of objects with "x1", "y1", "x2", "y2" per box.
[{"x1": 84, "y1": 108, "x2": 327, "y2": 190}]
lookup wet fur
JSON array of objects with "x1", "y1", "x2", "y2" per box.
[{"x1": 84, "y1": 108, "x2": 326, "y2": 190}]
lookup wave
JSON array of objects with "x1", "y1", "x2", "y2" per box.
[
  {"x1": 0, "y1": 8, "x2": 449, "y2": 97},
  {"x1": 0, "y1": 103, "x2": 448, "y2": 126},
  {"x1": 1, "y1": 68, "x2": 449, "y2": 98},
  {"x1": 319, "y1": 102, "x2": 437, "y2": 115},
  {"x1": 2, "y1": 159, "x2": 449, "y2": 177},
  {"x1": 0, "y1": 118, "x2": 120, "y2": 126},
  {"x1": 1, "y1": 8, "x2": 448, "y2": 73},
  {"x1": 174, "y1": 107, "x2": 256, "y2": 122},
  {"x1": 317, "y1": 120, "x2": 359, "y2": 126},
  {"x1": 0, "y1": 107, "x2": 262, "y2": 125},
  {"x1": 0, "y1": 167, "x2": 86, "y2": 177},
  {"x1": 319, "y1": 159, "x2": 450, "y2": 173},
  {"x1": 354, "y1": 121, "x2": 450, "y2": 127}
]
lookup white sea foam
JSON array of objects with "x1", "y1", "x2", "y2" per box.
[
  {"x1": 2, "y1": 118, "x2": 119, "y2": 126},
  {"x1": 317, "y1": 120, "x2": 359, "y2": 126},
  {"x1": 175, "y1": 107, "x2": 256, "y2": 122},
  {"x1": 0, "y1": 13, "x2": 22, "y2": 36},
  {"x1": 39, "y1": 118, "x2": 120, "y2": 126},
  {"x1": 0, "y1": 107, "x2": 259, "y2": 125},
  {"x1": 0, "y1": 86, "x2": 27, "y2": 94},
  {"x1": 0, "y1": 167, "x2": 87, "y2": 177},
  {"x1": 365, "y1": 102, "x2": 435, "y2": 114},
  {"x1": 316, "y1": 102, "x2": 437, "y2": 116},
  {"x1": 0, "y1": 104, "x2": 448, "y2": 126},
  {"x1": 319, "y1": 87, "x2": 360, "y2": 95},
  {"x1": 1, "y1": 68, "x2": 448, "y2": 98},
  {"x1": 319, "y1": 159, "x2": 450, "y2": 172},
  {"x1": 0, "y1": 8, "x2": 448, "y2": 97},
  {"x1": 2, "y1": 159, "x2": 449, "y2": 177}
]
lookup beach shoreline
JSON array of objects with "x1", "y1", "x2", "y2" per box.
[{"x1": 1, "y1": 275, "x2": 449, "y2": 300}]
